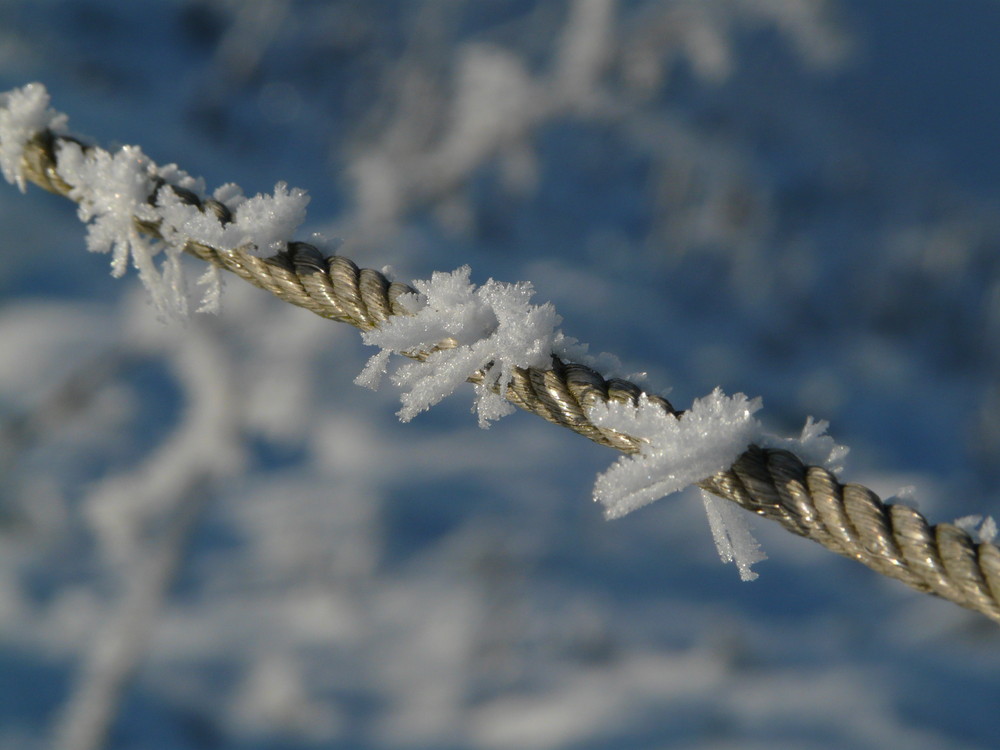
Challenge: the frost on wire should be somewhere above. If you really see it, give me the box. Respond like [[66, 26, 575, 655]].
[[355, 265, 565, 428], [1, 82, 851, 580], [0, 82, 68, 192], [589, 389, 846, 580], [0, 83, 309, 318]]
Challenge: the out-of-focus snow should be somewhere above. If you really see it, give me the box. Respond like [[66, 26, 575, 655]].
[[954, 514, 998, 544]]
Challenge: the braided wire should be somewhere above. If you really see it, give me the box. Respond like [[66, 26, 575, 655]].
[[17, 130, 1000, 625]]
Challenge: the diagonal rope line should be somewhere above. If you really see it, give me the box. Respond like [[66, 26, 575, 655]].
[[15, 128, 1000, 626]]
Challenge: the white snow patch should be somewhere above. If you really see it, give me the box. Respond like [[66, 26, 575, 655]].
[[954, 514, 998, 544], [0, 82, 68, 192], [356, 265, 563, 427]]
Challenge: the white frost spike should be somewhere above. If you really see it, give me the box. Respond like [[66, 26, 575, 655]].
[[356, 266, 562, 427], [0, 82, 68, 192], [762, 415, 848, 473], [590, 388, 762, 519], [701, 490, 767, 581], [196, 265, 223, 314]]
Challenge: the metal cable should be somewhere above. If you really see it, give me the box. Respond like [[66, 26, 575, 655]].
[[17, 129, 1000, 625]]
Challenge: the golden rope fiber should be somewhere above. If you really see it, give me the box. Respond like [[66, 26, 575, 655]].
[[15, 128, 1000, 626]]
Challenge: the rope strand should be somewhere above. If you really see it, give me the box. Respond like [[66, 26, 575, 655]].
[[16, 129, 1000, 625]]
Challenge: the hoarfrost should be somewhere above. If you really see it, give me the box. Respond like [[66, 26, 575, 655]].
[[589, 388, 762, 520], [0, 82, 67, 191], [700, 490, 767, 581], [1, 83, 310, 316], [356, 266, 563, 427], [156, 181, 309, 256], [589, 388, 846, 579], [760, 415, 848, 474], [230, 182, 309, 255], [954, 514, 998, 544], [55, 141, 189, 318]]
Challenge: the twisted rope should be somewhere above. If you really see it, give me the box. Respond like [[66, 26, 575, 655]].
[[17, 129, 1000, 625]]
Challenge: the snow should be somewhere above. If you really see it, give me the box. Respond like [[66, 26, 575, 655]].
[[0, 82, 67, 192], [0, 83, 311, 317], [700, 489, 767, 581], [156, 178, 309, 283], [589, 388, 844, 578], [954, 514, 998, 544], [590, 388, 761, 519], [356, 265, 564, 427], [588, 386, 846, 521], [53, 140, 191, 318], [227, 181, 309, 256], [56, 137, 309, 317]]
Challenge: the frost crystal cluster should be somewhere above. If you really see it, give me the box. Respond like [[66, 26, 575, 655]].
[[589, 389, 846, 580], [590, 389, 762, 520], [356, 265, 564, 427], [0, 83, 310, 318], [0, 82, 67, 191]]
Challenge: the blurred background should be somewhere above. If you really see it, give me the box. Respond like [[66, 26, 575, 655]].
[[2, 1, 1000, 748]]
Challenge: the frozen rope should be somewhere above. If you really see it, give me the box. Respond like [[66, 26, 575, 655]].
[[10, 113, 1000, 627]]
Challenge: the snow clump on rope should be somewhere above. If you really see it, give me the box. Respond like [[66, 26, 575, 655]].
[[0, 82, 67, 192], [156, 180, 309, 258], [0, 83, 310, 318], [356, 265, 565, 428], [590, 389, 763, 520], [56, 141, 191, 317], [156, 180, 309, 312], [589, 390, 846, 579]]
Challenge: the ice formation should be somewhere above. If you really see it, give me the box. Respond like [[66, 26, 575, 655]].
[[589, 388, 846, 579], [0, 83, 310, 318], [954, 514, 998, 544], [54, 141, 191, 317], [158, 181, 309, 258], [589, 388, 763, 519], [356, 266, 564, 427], [700, 489, 767, 581], [0, 82, 67, 191]]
